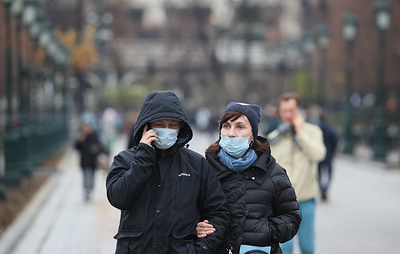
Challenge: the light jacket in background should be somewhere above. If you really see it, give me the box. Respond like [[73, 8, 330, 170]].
[[267, 122, 326, 202]]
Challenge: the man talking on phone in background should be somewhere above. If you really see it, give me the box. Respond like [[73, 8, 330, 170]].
[[267, 92, 326, 254], [106, 90, 229, 254]]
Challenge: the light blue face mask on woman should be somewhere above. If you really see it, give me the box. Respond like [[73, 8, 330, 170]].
[[219, 134, 252, 158], [153, 128, 179, 150]]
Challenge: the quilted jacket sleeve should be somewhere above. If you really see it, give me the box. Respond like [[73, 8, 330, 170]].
[[268, 164, 302, 243]]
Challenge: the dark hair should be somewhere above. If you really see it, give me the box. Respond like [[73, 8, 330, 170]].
[[278, 92, 302, 107], [206, 111, 270, 159]]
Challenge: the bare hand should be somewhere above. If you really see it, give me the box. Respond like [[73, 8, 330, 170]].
[[293, 110, 305, 133], [140, 125, 158, 148], [196, 220, 215, 238]]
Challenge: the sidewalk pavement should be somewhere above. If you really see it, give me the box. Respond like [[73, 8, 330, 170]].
[[352, 144, 400, 169], [315, 153, 400, 254], [0, 136, 123, 254], [0, 130, 399, 254]]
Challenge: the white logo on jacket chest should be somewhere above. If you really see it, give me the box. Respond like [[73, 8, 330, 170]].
[[178, 173, 191, 177]]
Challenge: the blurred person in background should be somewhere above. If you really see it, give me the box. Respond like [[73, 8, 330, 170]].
[[195, 107, 211, 132], [75, 112, 103, 202], [106, 90, 230, 253], [307, 104, 339, 201], [263, 103, 280, 135], [317, 114, 338, 201], [102, 107, 121, 149], [196, 102, 301, 254], [267, 93, 326, 254]]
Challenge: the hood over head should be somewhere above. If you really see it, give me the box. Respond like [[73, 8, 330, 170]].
[[132, 91, 193, 147]]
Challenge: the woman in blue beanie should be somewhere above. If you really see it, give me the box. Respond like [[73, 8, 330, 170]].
[[197, 102, 302, 254]]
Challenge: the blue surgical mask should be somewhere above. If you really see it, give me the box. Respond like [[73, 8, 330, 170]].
[[153, 128, 179, 150], [219, 134, 252, 158]]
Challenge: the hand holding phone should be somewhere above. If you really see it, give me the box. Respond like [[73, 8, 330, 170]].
[[293, 108, 305, 133], [140, 124, 158, 148]]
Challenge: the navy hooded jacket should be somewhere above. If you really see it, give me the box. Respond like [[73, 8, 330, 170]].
[[106, 91, 230, 254]]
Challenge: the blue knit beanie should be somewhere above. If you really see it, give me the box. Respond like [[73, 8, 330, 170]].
[[221, 102, 261, 137]]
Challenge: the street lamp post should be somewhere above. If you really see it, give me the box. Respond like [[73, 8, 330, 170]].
[[11, 0, 29, 176], [20, 0, 38, 173], [342, 12, 358, 154], [11, 0, 35, 176], [301, 31, 315, 99], [3, 0, 23, 186], [316, 24, 330, 107], [0, 0, 14, 199], [302, 31, 315, 61], [26, 8, 44, 167], [373, 0, 391, 160]]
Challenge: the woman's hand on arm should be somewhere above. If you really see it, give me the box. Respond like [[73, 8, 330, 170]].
[[196, 220, 215, 238]]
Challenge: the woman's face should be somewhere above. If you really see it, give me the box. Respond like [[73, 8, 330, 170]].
[[220, 115, 253, 140]]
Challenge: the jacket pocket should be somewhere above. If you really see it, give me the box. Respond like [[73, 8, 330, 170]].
[[115, 231, 144, 254], [170, 231, 197, 254], [243, 218, 270, 246]]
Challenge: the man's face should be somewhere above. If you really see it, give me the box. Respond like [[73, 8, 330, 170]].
[[279, 98, 298, 126], [150, 120, 180, 129]]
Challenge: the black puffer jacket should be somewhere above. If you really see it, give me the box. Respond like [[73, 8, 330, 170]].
[[106, 91, 230, 254], [206, 137, 302, 254]]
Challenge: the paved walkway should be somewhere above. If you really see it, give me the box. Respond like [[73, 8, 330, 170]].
[[0, 131, 399, 254], [0, 139, 121, 254], [315, 154, 400, 254]]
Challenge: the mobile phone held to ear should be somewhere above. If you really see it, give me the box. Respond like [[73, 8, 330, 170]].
[[147, 123, 156, 147]]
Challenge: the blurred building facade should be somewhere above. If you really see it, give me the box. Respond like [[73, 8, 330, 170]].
[[3, 0, 399, 166], [301, 0, 400, 155], [37, 0, 400, 115]]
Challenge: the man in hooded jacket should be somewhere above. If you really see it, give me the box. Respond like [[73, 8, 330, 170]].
[[106, 91, 230, 254]]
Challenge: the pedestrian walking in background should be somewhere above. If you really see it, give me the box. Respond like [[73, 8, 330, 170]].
[[317, 114, 339, 201], [307, 105, 339, 202], [106, 91, 230, 253], [196, 102, 301, 254], [75, 112, 104, 202], [263, 103, 280, 135], [267, 92, 326, 254], [101, 107, 121, 149]]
